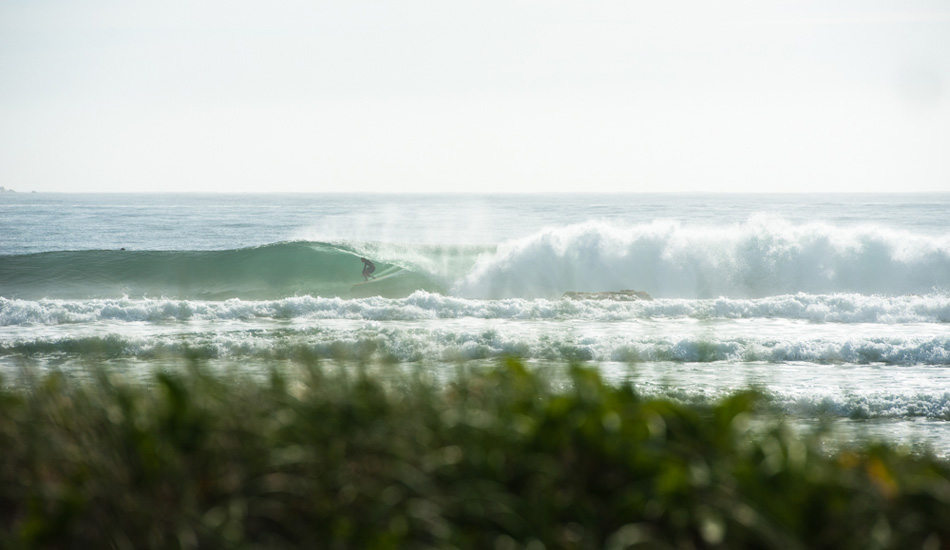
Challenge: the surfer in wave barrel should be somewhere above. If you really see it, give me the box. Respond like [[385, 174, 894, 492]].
[[360, 257, 376, 281]]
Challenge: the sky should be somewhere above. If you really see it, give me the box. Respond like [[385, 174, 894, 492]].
[[1, 0, 949, 193]]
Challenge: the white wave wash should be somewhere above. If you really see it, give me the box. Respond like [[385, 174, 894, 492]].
[[4, 320, 949, 365], [4, 324, 950, 425], [455, 217, 950, 299], [3, 292, 950, 325]]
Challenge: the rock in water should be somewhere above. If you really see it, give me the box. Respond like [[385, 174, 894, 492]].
[[562, 290, 653, 301]]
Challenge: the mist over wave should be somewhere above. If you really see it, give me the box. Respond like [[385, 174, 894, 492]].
[[456, 216, 950, 299]]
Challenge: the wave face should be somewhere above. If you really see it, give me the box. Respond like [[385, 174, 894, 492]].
[[456, 217, 950, 299], [0, 241, 452, 300]]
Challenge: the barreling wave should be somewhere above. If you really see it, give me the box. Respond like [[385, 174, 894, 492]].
[[3, 292, 949, 326], [0, 241, 455, 300], [3, 217, 949, 300]]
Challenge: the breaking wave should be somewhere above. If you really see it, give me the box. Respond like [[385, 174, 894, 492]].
[[455, 217, 950, 299], [2, 217, 949, 301], [0, 241, 452, 300]]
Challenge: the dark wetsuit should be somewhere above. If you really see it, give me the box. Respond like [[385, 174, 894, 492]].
[[361, 258, 376, 281]]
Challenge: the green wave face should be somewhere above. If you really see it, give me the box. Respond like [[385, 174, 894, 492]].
[[0, 241, 473, 300]]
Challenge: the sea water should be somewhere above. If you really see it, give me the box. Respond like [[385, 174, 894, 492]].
[[2, 193, 950, 454]]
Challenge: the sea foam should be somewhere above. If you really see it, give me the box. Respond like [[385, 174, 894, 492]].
[[454, 217, 950, 299], [3, 292, 949, 325], [4, 323, 948, 368]]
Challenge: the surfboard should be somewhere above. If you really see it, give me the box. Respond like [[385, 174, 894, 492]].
[[351, 273, 396, 286]]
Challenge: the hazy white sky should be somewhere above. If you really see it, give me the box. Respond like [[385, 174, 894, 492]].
[[2, 0, 948, 193]]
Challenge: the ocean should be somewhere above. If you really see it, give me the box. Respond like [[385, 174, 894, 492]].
[[2, 193, 950, 454]]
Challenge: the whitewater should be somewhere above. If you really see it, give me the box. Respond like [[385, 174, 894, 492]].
[[2, 193, 950, 454]]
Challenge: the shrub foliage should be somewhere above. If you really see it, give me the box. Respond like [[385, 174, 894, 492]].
[[1, 359, 949, 549]]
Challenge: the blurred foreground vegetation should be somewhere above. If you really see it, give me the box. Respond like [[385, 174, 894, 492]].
[[1, 359, 949, 549]]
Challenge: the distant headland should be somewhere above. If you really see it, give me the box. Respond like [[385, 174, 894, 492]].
[[0, 186, 14, 193]]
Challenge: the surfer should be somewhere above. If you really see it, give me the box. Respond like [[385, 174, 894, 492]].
[[360, 257, 376, 281]]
